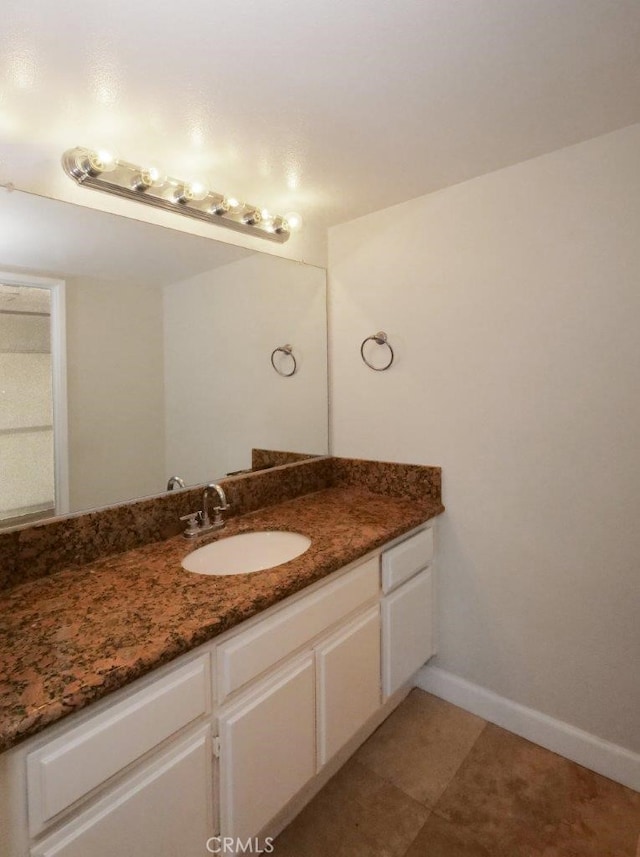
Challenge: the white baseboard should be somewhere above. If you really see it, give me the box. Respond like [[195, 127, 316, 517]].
[[416, 665, 640, 793]]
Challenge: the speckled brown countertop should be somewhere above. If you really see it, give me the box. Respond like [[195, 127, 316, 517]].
[[0, 486, 443, 752]]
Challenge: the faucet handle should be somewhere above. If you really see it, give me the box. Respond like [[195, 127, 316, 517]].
[[180, 512, 202, 537], [212, 499, 230, 528]]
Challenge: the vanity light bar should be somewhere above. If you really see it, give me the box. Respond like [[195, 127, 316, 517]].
[[61, 147, 291, 243]]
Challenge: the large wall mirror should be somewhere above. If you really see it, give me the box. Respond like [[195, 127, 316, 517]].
[[0, 190, 328, 529]]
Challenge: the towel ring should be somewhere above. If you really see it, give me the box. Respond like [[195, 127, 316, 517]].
[[360, 331, 394, 371], [271, 344, 297, 376]]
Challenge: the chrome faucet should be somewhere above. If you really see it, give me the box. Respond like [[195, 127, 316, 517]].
[[202, 483, 230, 530], [166, 475, 185, 491], [180, 482, 230, 538]]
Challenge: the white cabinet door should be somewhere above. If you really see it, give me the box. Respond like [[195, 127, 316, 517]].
[[316, 607, 381, 768], [218, 654, 315, 841], [31, 727, 214, 857], [382, 568, 434, 699]]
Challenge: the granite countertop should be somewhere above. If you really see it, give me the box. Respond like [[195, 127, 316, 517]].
[[0, 486, 443, 753]]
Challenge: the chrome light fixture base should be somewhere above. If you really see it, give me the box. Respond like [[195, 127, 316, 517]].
[[61, 147, 291, 243]]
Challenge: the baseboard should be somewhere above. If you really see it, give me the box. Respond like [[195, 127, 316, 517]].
[[416, 665, 640, 793]]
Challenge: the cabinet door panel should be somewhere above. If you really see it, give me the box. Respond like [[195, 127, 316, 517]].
[[31, 727, 214, 857], [382, 568, 434, 699], [316, 607, 381, 768], [218, 655, 315, 841]]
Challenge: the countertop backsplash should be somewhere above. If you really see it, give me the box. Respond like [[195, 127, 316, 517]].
[[0, 454, 442, 592]]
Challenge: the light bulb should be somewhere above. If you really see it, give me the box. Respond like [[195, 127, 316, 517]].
[[146, 166, 163, 184], [271, 216, 289, 235], [173, 184, 191, 204], [83, 149, 117, 177], [284, 211, 303, 232], [95, 149, 116, 170], [131, 166, 164, 192], [261, 209, 270, 220], [188, 181, 208, 200], [227, 197, 239, 209], [209, 196, 230, 216], [173, 180, 208, 204], [243, 209, 262, 226]]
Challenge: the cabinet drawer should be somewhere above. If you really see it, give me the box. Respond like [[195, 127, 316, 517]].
[[217, 556, 379, 702], [27, 655, 211, 836], [381, 527, 433, 593]]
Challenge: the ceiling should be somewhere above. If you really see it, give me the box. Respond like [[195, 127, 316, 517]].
[[1, 0, 640, 241]]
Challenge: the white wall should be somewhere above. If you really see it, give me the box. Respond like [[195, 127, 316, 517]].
[[329, 124, 640, 754], [66, 276, 166, 511], [163, 254, 328, 485]]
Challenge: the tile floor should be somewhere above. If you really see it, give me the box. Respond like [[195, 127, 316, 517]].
[[274, 689, 640, 856]]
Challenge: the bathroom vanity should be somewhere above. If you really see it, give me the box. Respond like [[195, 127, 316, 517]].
[[0, 458, 443, 856]]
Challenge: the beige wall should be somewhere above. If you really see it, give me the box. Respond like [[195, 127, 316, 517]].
[[328, 124, 640, 754], [163, 254, 328, 485], [66, 276, 166, 511]]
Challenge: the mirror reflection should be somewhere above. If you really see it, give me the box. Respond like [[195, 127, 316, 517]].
[[0, 191, 328, 528]]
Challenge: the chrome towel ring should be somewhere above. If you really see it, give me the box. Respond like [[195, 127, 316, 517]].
[[271, 344, 297, 376], [360, 331, 394, 371]]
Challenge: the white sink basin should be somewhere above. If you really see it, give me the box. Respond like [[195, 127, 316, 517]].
[[182, 531, 311, 576]]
